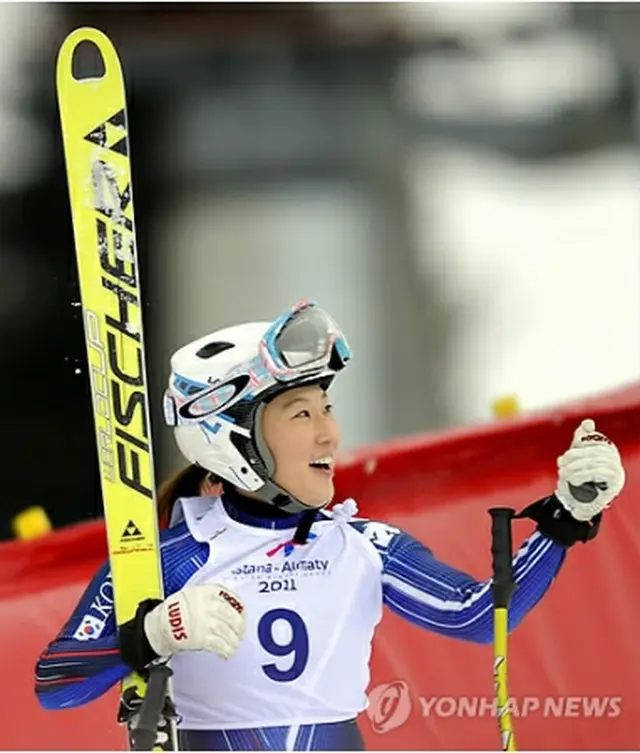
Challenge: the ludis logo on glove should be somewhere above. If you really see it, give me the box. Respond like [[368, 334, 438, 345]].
[[167, 600, 187, 641]]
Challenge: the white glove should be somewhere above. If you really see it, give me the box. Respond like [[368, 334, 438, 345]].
[[144, 584, 245, 660], [555, 418, 625, 522]]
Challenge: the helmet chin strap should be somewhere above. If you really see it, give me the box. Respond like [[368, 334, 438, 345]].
[[252, 403, 328, 516]]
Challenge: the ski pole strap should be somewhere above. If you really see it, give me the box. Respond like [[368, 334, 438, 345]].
[[489, 508, 516, 608], [119, 598, 163, 675], [514, 495, 601, 547], [130, 661, 173, 751]]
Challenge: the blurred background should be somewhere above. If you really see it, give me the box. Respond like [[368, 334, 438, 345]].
[[0, 2, 638, 540]]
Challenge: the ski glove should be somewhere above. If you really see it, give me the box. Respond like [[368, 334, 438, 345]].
[[555, 418, 625, 522], [144, 584, 246, 661], [516, 418, 624, 548]]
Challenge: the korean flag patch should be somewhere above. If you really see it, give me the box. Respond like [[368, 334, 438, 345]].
[[73, 613, 106, 641]]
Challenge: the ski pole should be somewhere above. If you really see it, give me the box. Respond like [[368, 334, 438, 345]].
[[489, 507, 517, 751], [129, 661, 174, 751]]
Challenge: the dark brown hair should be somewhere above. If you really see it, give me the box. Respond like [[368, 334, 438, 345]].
[[157, 464, 219, 528]]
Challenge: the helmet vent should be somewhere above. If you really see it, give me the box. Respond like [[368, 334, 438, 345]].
[[196, 341, 234, 359]]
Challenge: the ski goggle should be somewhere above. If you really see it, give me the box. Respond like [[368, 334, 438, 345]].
[[163, 301, 352, 426], [258, 300, 352, 383]]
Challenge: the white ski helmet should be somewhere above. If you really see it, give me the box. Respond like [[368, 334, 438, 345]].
[[162, 300, 352, 513]]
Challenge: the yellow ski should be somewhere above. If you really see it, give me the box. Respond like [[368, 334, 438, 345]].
[[56, 28, 176, 751]]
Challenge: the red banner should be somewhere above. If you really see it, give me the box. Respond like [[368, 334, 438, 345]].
[[3, 384, 639, 750]]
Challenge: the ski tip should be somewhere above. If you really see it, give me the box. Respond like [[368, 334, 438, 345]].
[[56, 26, 123, 92]]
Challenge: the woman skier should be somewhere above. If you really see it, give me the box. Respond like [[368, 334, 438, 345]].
[[35, 299, 626, 750]]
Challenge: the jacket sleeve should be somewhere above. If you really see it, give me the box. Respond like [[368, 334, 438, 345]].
[[34, 560, 130, 709], [34, 522, 206, 710], [355, 520, 566, 643]]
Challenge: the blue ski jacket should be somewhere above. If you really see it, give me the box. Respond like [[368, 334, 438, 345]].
[[35, 496, 565, 722]]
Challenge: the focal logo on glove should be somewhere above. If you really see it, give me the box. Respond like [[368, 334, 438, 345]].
[[581, 433, 612, 445], [167, 600, 187, 641], [366, 680, 412, 734], [219, 589, 243, 615]]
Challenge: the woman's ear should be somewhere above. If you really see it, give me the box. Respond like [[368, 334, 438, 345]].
[[200, 474, 223, 497]]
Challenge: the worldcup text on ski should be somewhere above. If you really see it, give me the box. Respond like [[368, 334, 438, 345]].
[[417, 696, 622, 718]]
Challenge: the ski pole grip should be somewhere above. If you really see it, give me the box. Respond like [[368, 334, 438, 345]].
[[130, 662, 172, 751], [489, 507, 516, 608]]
